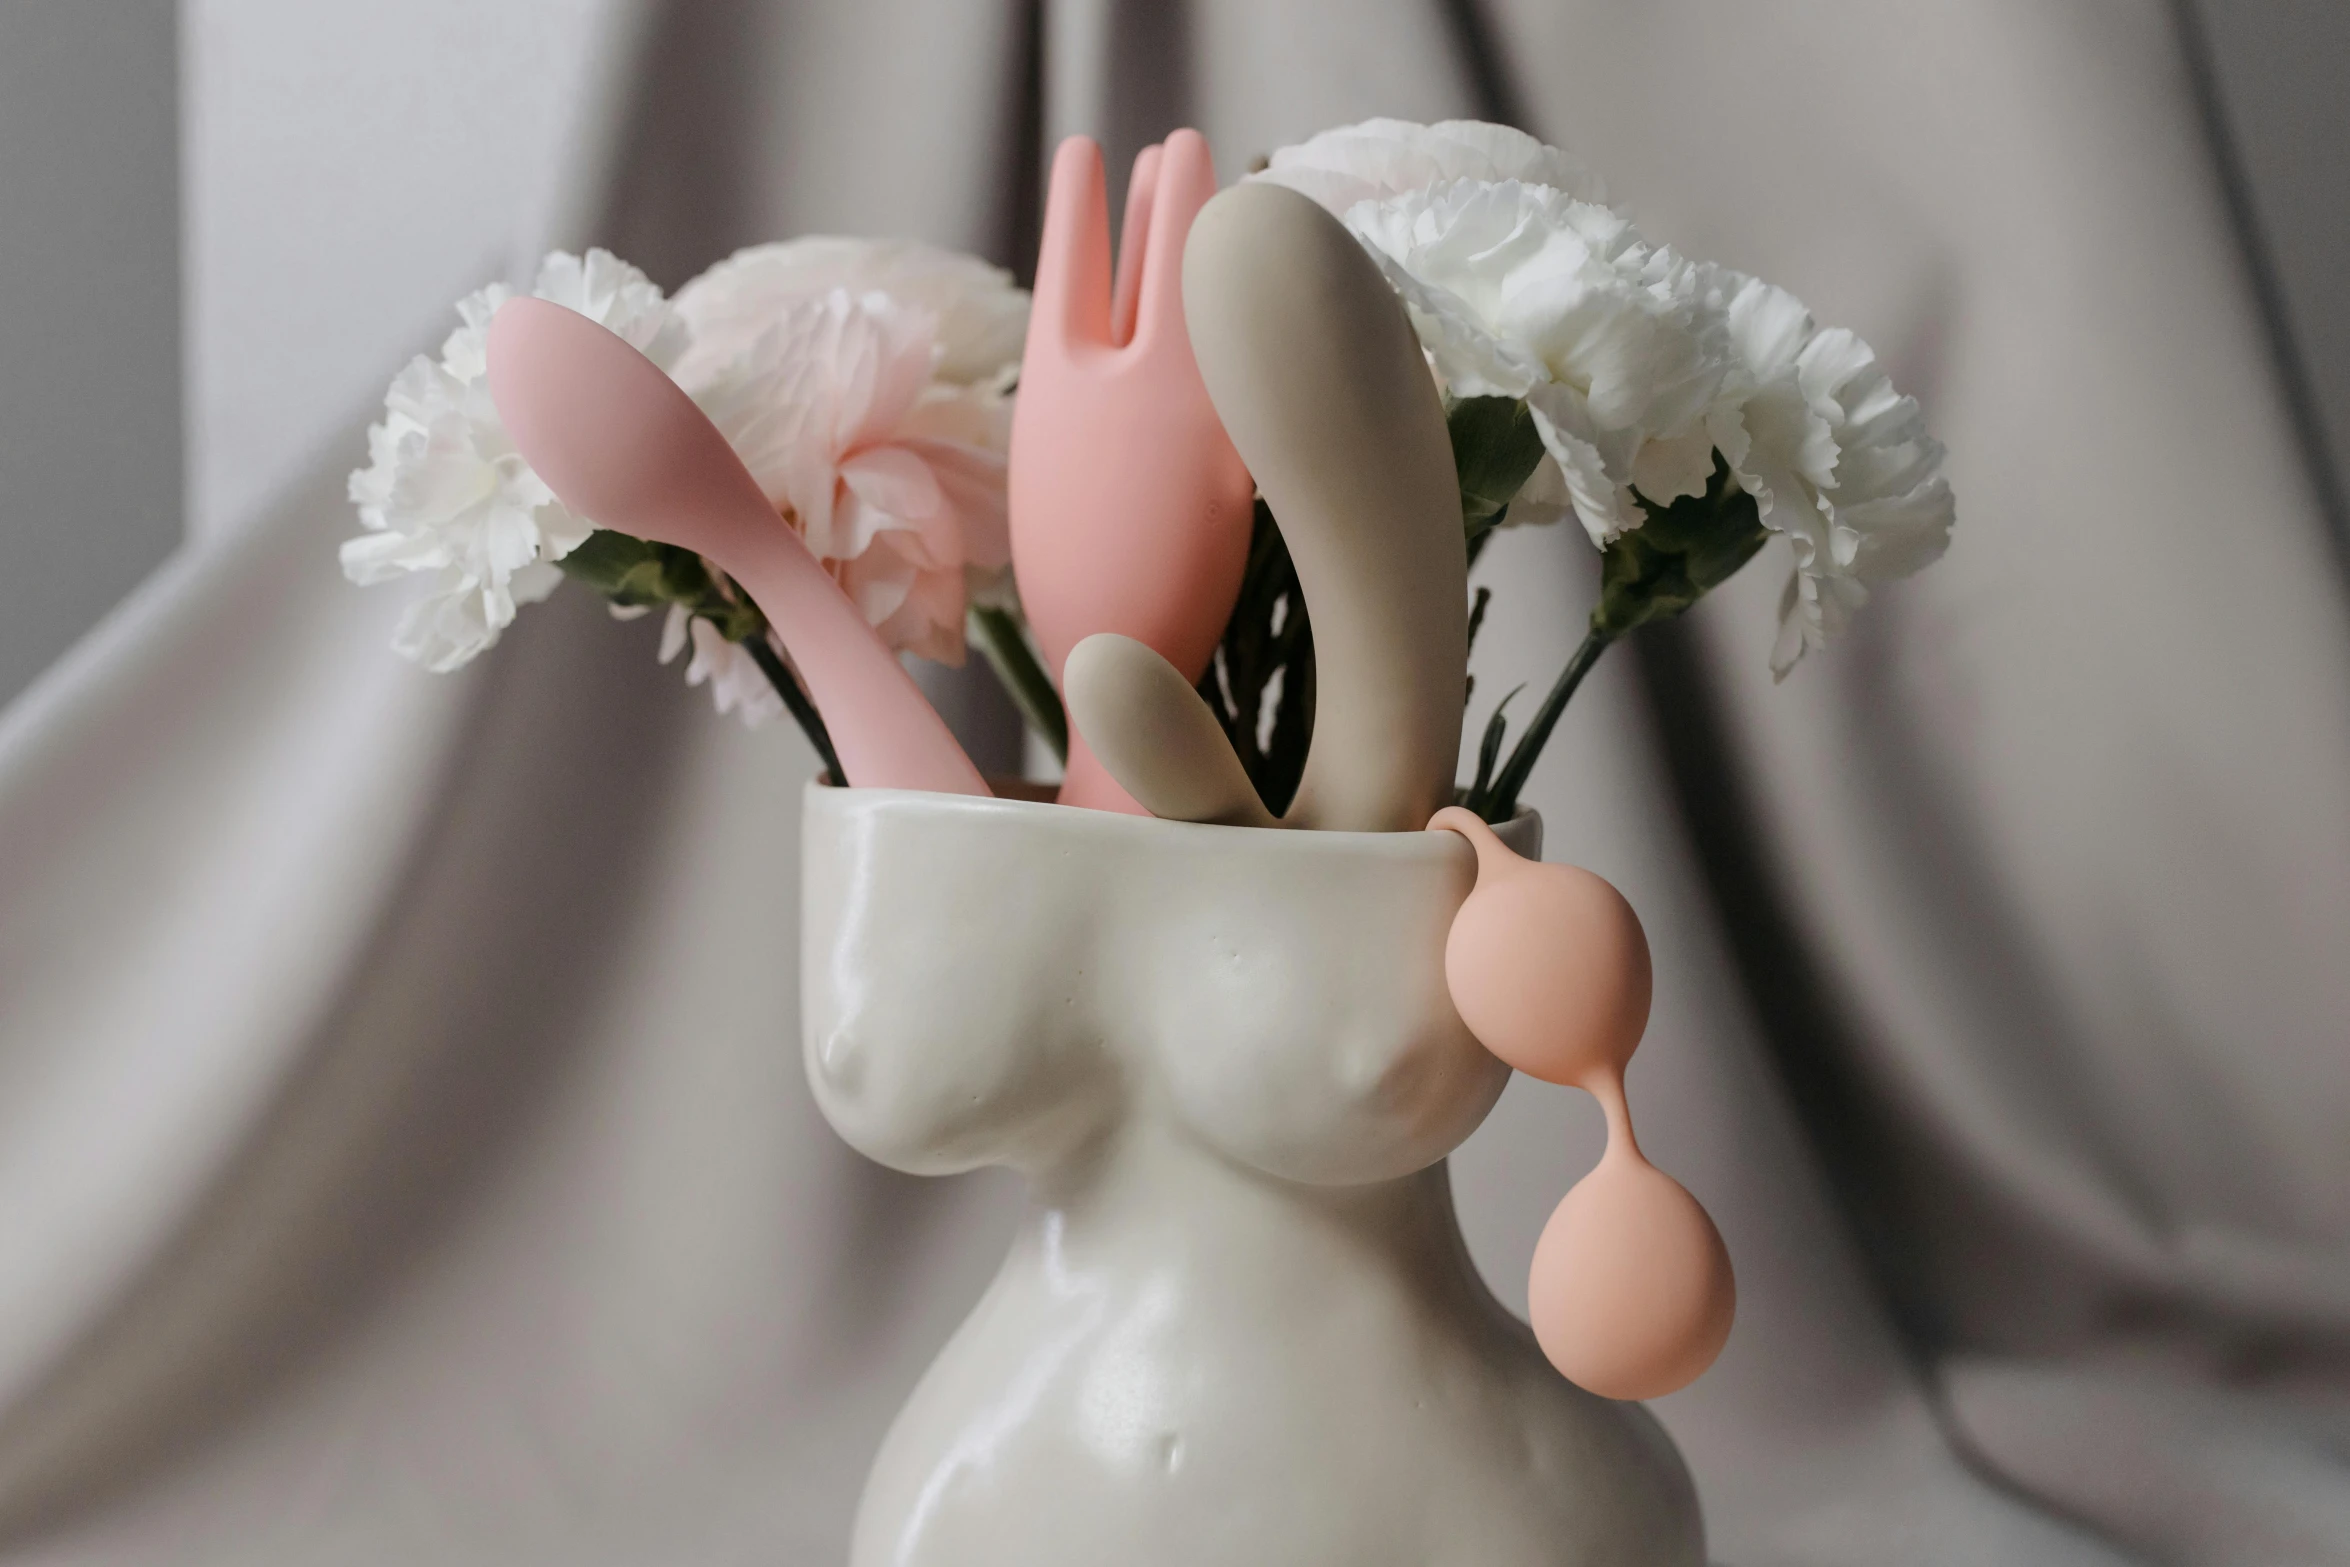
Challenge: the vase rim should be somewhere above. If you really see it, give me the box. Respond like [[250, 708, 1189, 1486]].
[[803, 780, 1541, 858]]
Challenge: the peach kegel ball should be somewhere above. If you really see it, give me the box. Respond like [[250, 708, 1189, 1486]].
[[1430, 807, 1735, 1402]]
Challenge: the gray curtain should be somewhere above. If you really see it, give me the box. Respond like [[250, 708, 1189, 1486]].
[[0, 3, 2343, 1563]]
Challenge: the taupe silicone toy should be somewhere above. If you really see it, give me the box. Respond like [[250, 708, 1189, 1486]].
[[1182, 182, 1467, 832], [1062, 631, 1276, 828], [803, 786, 1706, 1566]]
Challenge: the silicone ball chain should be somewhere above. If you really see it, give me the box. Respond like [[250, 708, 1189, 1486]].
[[1430, 807, 1736, 1402]]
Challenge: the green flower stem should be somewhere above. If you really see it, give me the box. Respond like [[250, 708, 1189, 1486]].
[[969, 604, 1068, 765], [1475, 624, 1614, 822], [742, 635, 847, 787]]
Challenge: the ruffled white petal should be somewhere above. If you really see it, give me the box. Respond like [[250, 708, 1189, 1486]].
[[1344, 178, 1731, 544], [342, 248, 682, 672], [1255, 116, 1604, 212], [1704, 272, 1953, 674]]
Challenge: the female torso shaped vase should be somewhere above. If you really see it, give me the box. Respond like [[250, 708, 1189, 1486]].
[[801, 785, 1706, 1565]]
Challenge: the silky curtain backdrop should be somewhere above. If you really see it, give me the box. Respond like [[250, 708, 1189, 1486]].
[[0, 3, 2345, 1564]]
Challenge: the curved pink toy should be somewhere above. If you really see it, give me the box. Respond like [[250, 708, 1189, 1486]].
[[1010, 131, 1256, 814], [486, 296, 988, 797], [1431, 807, 1735, 1402]]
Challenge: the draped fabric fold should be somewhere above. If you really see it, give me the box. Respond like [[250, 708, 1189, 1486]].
[[0, 2, 2342, 1562]]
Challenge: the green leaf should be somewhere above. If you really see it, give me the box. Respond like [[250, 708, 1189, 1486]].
[[739, 634, 845, 787], [1463, 583, 1492, 705], [1591, 455, 1768, 640], [557, 529, 669, 605], [558, 528, 767, 640], [1467, 682, 1524, 810], [1197, 497, 1312, 818], [561, 529, 846, 779], [969, 603, 1068, 764], [1477, 628, 1612, 823], [1448, 395, 1549, 554]]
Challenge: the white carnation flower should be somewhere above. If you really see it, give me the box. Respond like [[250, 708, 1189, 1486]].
[[672, 236, 1028, 391], [1262, 116, 1954, 685], [658, 604, 786, 727], [1256, 119, 1626, 538], [1704, 270, 1954, 675], [687, 285, 1013, 666], [1256, 116, 1603, 212], [1346, 180, 1732, 545], [342, 248, 685, 671]]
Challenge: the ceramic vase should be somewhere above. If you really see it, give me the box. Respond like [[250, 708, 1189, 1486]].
[[801, 784, 1706, 1566]]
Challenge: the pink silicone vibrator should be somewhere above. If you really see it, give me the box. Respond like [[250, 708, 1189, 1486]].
[[1009, 130, 1256, 813], [486, 296, 989, 798]]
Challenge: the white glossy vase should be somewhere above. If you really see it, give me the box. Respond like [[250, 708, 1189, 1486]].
[[801, 785, 1706, 1566]]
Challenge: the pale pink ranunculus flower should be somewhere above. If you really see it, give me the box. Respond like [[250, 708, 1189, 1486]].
[[677, 242, 1025, 668], [673, 236, 1028, 391]]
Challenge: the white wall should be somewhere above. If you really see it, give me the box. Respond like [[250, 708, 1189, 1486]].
[[0, 1, 2342, 709], [0, 6, 182, 707], [179, 0, 633, 540], [2193, 0, 2350, 534]]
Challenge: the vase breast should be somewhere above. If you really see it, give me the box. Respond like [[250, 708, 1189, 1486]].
[[800, 785, 1704, 1566]]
